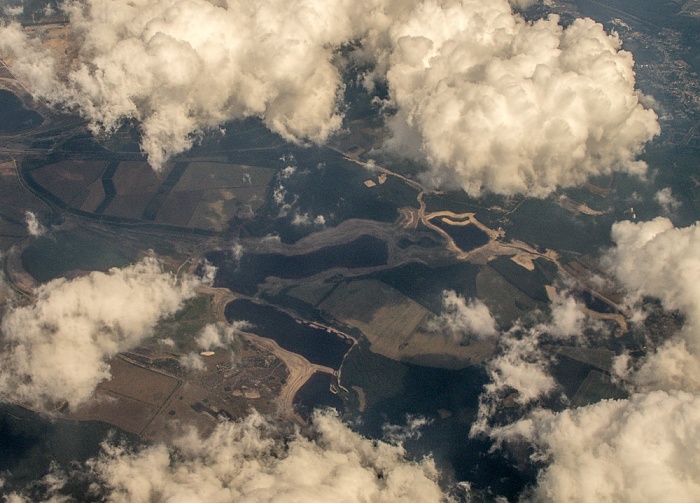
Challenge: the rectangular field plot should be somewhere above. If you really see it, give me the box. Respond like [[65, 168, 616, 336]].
[[113, 161, 169, 195], [99, 357, 179, 407], [153, 162, 274, 230], [69, 356, 179, 435], [78, 180, 106, 213], [320, 280, 495, 367], [154, 191, 200, 227], [30, 160, 107, 206], [104, 193, 156, 219], [70, 388, 159, 435], [173, 162, 275, 192]]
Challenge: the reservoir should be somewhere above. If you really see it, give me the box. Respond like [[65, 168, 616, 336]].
[[430, 218, 489, 252], [225, 299, 351, 369], [209, 234, 388, 295], [293, 372, 345, 420]]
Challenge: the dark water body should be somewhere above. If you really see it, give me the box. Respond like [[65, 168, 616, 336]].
[[340, 346, 531, 500], [430, 218, 489, 252], [21, 231, 133, 282], [0, 403, 137, 498], [0, 90, 43, 133], [209, 235, 388, 295], [225, 299, 351, 368], [293, 372, 345, 420]]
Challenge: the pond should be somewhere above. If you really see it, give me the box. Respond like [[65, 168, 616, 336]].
[[430, 217, 490, 252]]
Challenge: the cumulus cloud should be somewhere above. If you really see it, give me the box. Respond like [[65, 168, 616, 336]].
[[470, 286, 605, 434], [655, 187, 681, 214], [2, 0, 657, 195], [24, 210, 46, 237], [195, 321, 250, 350], [605, 217, 700, 391], [471, 325, 558, 436], [8, 410, 446, 502], [428, 290, 498, 342], [0, 257, 201, 410], [434, 289, 589, 429], [366, 2, 659, 196], [3, 5, 23, 17], [291, 211, 326, 227], [509, 0, 538, 9], [273, 182, 296, 218], [178, 351, 206, 371], [548, 290, 588, 340], [382, 415, 432, 444], [487, 331, 556, 406], [482, 219, 700, 501], [281, 165, 297, 179], [492, 391, 700, 503], [231, 243, 244, 265], [0, 23, 64, 98], [1, 0, 353, 169]]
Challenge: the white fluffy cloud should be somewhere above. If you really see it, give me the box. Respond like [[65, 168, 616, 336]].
[[548, 290, 588, 340], [24, 210, 46, 237], [428, 290, 498, 341], [487, 332, 556, 406], [195, 321, 250, 350], [9, 410, 446, 502], [606, 217, 700, 391], [472, 288, 591, 430], [0, 23, 64, 99], [365, 2, 659, 196], [3, 5, 23, 17], [1, 0, 353, 169], [655, 187, 681, 214], [471, 327, 557, 436], [1, 0, 658, 194], [0, 257, 200, 410], [493, 391, 700, 503], [178, 351, 206, 371], [487, 219, 700, 501]]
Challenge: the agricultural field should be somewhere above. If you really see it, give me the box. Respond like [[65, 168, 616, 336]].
[[102, 161, 168, 219], [320, 279, 495, 368], [30, 159, 107, 208], [157, 162, 274, 230], [476, 266, 542, 326], [174, 162, 274, 191], [69, 356, 178, 436], [286, 281, 338, 307], [68, 291, 288, 443]]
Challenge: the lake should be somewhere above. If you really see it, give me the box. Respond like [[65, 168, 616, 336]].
[[430, 218, 490, 252], [209, 235, 388, 295], [293, 372, 345, 420], [225, 299, 351, 369]]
